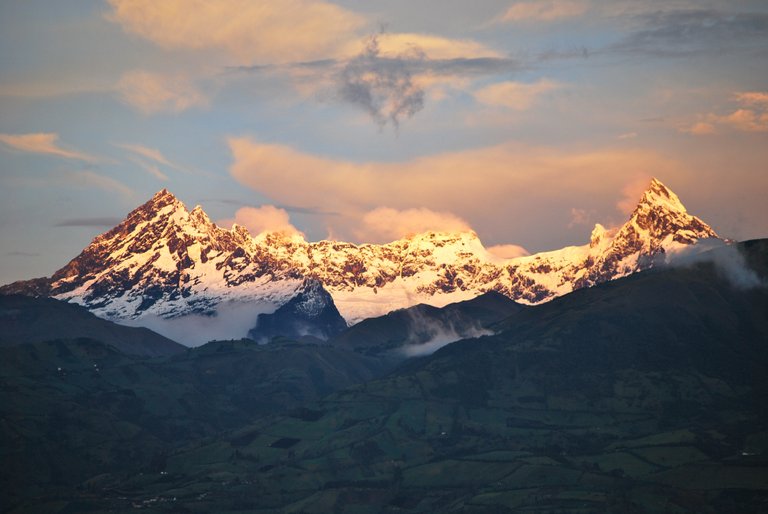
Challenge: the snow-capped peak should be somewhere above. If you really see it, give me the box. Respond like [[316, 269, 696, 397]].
[[636, 178, 688, 215], [2, 180, 722, 326]]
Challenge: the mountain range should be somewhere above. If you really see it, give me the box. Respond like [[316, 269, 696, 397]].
[[3, 238, 764, 513], [0, 178, 719, 344]]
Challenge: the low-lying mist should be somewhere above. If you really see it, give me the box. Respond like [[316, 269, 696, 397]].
[[665, 239, 765, 290], [397, 307, 492, 358], [120, 300, 277, 346]]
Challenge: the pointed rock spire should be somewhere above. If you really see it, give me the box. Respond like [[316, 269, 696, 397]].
[[634, 178, 688, 215]]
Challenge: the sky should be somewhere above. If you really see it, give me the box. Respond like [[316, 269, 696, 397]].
[[1, 0, 767, 284]]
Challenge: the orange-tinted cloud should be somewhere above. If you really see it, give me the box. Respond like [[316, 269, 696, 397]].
[[734, 91, 768, 106], [496, 0, 588, 23], [616, 176, 652, 215], [486, 244, 530, 259], [107, 0, 366, 64], [342, 32, 501, 60], [0, 133, 100, 162], [228, 137, 685, 243], [474, 79, 560, 110], [358, 207, 471, 243], [117, 70, 207, 114], [219, 205, 302, 237], [683, 91, 768, 135]]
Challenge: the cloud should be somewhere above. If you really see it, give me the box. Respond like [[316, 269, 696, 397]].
[[219, 205, 302, 236], [116, 143, 175, 168], [122, 300, 276, 346], [117, 70, 207, 114], [337, 34, 426, 128], [343, 32, 502, 61], [616, 175, 652, 215], [474, 79, 560, 110], [107, 0, 365, 64], [683, 91, 768, 135], [128, 157, 168, 180], [614, 9, 768, 57], [716, 109, 768, 133], [735, 91, 768, 107], [0, 133, 100, 163], [667, 241, 765, 290], [617, 132, 638, 140], [486, 244, 530, 259], [496, 0, 588, 23], [54, 217, 124, 228], [682, 121, 717, 135], [357, 207, 471, 243], [568, 207, 593, 228], [228, 137, 685, 244], [116, 142, 193, 179], [66, 170, 133, 197]]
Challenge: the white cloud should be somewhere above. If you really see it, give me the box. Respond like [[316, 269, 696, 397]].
[[474, 79, 560, 110], [357, 207, 471, 243], [0, 133, 100, 162], [117, 70, 207, 114]]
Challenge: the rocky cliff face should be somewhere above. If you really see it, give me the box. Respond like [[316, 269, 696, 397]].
[[1, 179, 719, 324], [248, 279, 348, 343]]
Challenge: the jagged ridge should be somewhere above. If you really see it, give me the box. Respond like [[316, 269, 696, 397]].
[[0, 179, 719, 324]]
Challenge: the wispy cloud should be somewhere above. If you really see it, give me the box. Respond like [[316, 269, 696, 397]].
[[117, 70, 207, 114], [474, 79, 560, 110], [128, 157, 168, 180], [0, 133, 101, 163], [568, 207, 593, 227], [495, 0, 589, 23], [116, 143, 175, 167], [116, 142, 193, 179], [227, 28, 518, 127], [338, 34, 425, 128], [66, 170, 133, 197], [613, 9, 768, 57], [54, 217, 124, 228]]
